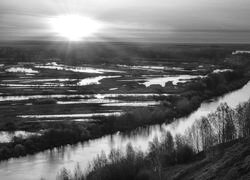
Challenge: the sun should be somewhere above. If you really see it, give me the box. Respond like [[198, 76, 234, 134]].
[[49, 15, 102, 41]]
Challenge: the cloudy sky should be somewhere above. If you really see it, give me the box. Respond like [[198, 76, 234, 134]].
[[1, 0, 250, 42]]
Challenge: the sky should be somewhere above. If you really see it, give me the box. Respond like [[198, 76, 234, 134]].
[[1, 0, 250, 43]]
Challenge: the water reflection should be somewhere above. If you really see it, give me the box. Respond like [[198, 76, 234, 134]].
[[142, 75, 203, 87], [56, 99, 120, 104], [119, 75, 204, 87], [0, 95, 93, 102], [18, 112, 123, 119], [5, 67, 39, 74], [0, 76, 120, 88], [0, 82, 249, 180], [101, 101, 160, 107], [77, 76, 120, 86], [117, 64, 186, 72], [212, 69, 233, 73], [35, 63, 125, 74], [0, 93, 169, 102]]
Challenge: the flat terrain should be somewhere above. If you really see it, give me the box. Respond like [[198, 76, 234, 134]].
[[0, 60, 217, 133], [0, 43, 250, 159]]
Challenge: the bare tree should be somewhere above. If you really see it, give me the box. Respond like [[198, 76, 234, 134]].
[[148, 137, 162, 180], [198, 117, 214, 151], [243, 103, 250, 137], [187, 123, 201, 152]]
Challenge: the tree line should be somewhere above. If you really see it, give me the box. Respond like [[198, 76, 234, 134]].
[[56, 98, 250, 180]]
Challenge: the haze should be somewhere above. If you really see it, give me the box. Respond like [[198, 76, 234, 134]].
[[1, 0, 250, 43]]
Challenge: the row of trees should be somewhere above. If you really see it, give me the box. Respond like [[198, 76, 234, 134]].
[[56, 98, 250, 180], [187, 102, 250, 152], [0, 44, 239, 65], [0, 124, 90, 160]]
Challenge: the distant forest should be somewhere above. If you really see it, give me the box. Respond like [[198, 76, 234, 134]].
[[1, 42, 250, 65]]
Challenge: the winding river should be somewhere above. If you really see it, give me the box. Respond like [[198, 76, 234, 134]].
[[0, 81, 250, 180]]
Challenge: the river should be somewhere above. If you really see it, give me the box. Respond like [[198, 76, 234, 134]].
[[0, 81, 250, 180]]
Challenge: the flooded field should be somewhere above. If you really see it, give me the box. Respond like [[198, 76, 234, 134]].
[[0, 61, 221, 134], [0, 75, 249, 180], [0, 37, 250, 180], [0, 58, 242, 180]]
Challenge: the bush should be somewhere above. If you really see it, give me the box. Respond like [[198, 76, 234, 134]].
[[14, 144, 26, 156], [24, 139, 36, 151], [176, 97, 191, 114], [0, 146, 11, 159]]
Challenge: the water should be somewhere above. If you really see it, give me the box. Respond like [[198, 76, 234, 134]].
[[5, 67, 39, 74], [0, 95, 93, 102], [101, 101, 160, 107], [119, 75, 204, 87], [117, 64, 186, 72], [232, 50, 250, 55], [142, 75, 203, 87], [212, 69, 233, 73], [77, 76, 120, 86], [0, 93, 169, 102], [0, 76, 120, 88], [18, 112, 123, 119], [0, 82, 249, 180], [2, 78, 75, 83], [57, 99, 159, 106], [35, 63, 124, 74], [56, 99, 121, 105]]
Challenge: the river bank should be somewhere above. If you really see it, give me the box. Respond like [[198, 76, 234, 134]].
[[0, 74, 250, 180], [0, 70, 248, 161], [57, 87, 250, 180]]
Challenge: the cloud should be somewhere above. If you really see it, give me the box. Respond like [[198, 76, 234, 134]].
[[0, 0, 250, 42]]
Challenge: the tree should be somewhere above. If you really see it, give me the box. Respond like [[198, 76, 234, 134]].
[[175, 134, 194, 163], [161, 132, 175, 165], [198, 117, 214, 151], [187, 123, 201, 152], [148, 137, 162, 180], [214, 103, 236, 143], [243, 103, 250, 137]]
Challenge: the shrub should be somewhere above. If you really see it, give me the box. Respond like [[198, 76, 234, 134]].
[[176, 97, 191, 114], [14, 144, 26, 156], [0, 146, 11, 159]]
